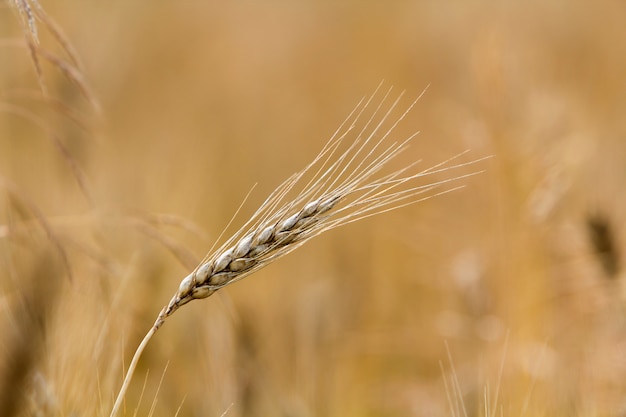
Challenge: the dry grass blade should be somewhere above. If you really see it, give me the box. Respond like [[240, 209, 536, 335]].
[[109, 86, 487, 417]]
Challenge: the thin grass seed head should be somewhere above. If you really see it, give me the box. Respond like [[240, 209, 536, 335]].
[[164, 87, 485, 318]]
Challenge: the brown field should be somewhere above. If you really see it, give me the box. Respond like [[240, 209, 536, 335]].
[[2, 1, 626, 416]]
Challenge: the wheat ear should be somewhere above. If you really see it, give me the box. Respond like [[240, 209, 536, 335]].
[[109, 86, 486, 417]]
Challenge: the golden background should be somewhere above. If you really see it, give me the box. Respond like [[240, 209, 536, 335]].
[[1, 1, 626, 416]]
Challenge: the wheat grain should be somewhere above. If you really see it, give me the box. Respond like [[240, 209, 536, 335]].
[[109, 85, 487, 417]]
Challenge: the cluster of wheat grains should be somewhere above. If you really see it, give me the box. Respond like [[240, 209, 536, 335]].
[[108, 86, 485, 416]]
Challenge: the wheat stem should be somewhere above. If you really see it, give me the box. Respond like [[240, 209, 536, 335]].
[[109, 309, 166, 417]]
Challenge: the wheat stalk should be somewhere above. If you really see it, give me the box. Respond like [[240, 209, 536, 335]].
[[109, 86, 486, 417]]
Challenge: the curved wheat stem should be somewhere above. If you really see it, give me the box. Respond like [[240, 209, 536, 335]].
[[109, 86, 487, 417]]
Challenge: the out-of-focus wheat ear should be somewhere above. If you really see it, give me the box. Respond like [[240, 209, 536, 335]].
[[13, 0, 40, 44], [11, 0, 84, 71], [10, 1, 99, 111], [11, 0, 47, 94]]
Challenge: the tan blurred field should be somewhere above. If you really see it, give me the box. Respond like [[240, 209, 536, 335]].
[[2, 1, 626, 416]]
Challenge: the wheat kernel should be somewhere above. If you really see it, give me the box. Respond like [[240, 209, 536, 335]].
[[213, 248, 234, 272], [229, 258, 255, 272]]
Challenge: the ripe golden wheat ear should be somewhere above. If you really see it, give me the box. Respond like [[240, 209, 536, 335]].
[[110, 86, 488, 417]]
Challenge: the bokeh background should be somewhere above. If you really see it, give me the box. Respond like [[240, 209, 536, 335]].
[[2, 1, 626, 416]]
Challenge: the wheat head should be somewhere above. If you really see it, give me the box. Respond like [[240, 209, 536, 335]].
[[110, 85, 485, 417], [165, 86, 482, 319]]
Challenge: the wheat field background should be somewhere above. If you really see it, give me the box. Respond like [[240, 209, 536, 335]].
[[1, 1, 626, 416]]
